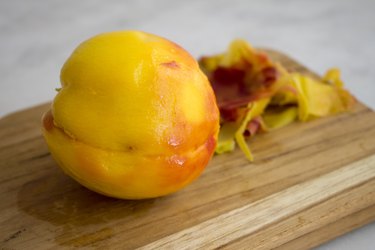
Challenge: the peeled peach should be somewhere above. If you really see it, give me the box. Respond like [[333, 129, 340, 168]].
[[42, 31, 219, 199]]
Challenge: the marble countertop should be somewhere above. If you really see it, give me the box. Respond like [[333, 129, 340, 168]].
[[1, 0, 374, 249]]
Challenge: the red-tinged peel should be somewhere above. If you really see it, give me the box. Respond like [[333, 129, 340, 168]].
[[200, 39, 355, 161], [244, 116, 263, 138]]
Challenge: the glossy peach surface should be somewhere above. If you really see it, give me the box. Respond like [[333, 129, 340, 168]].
[[42, 31, 219, 199]]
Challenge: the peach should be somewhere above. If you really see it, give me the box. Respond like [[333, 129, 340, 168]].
[[42, 31, 219, 199]]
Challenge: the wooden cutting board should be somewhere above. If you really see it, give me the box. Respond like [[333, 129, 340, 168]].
[[1, 50, 375, 250]]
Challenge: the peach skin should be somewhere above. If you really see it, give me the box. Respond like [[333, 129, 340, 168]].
[[42, 31, 219, 199]]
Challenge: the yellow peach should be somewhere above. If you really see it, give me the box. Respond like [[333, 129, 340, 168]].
[[42, 31, 219, 199]]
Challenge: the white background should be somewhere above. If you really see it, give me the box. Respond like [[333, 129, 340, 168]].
[[1, 0, 374, 249]]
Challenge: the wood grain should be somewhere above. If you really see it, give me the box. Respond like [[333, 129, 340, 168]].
[[139, 156, 375, 250], [1, 50, 375, 250]]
